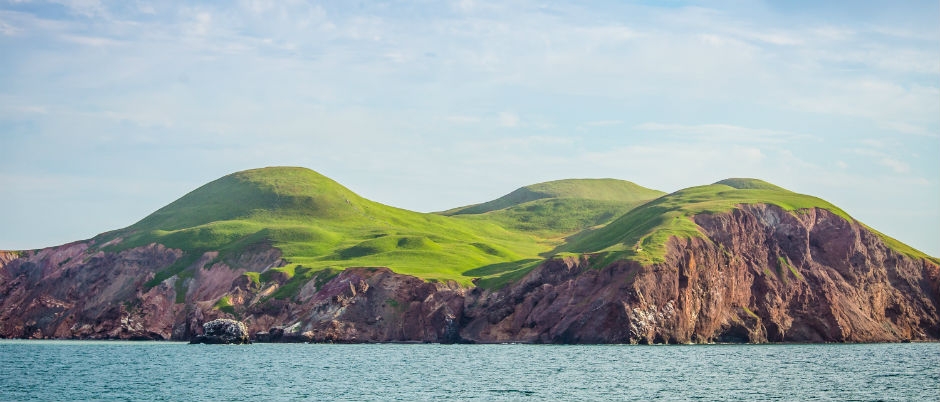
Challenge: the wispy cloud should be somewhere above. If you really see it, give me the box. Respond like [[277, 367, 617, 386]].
[[634, 123, 816, 143], [498, 112, 519, 128], [0, 0, 937, 255], [585, 120, 623, 127]]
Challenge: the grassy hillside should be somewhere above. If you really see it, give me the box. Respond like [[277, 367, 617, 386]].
[[442, 179, 664, 215], [93, 170, 936, 293], [563, 179, 854, 265], [443, 179, 665, 238], [101, 167, 548, 288], [562, 177, 939, 267]]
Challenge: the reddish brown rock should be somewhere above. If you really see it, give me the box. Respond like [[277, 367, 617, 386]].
[[458, 205, 939, 343], [1, 205, 937, 343]]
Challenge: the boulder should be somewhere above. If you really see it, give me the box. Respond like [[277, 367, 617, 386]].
[[190, 319, 250, 344]]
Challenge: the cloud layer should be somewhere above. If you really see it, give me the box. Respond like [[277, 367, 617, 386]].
[[1, 0, 937, 256]]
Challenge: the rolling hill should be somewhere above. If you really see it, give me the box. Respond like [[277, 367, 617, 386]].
[[99, 167, 550, 288], [1, 167, 937, 344], [441, 179, 665, 239]]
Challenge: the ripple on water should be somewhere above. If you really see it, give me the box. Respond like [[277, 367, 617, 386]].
[[0, 341, 937, 401]]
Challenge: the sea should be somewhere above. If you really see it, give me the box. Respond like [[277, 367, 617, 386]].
[[0, 341, 936, 401]]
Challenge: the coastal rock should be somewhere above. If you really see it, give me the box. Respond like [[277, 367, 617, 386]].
[[190, 319, 250, 344], [458, 205, 939, 344], [1, 205, 937, 344]]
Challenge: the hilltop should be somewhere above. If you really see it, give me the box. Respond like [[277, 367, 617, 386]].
[[564, 178, 937, 266], [101, 167, 549, 289], [441, 179, 665, 240], [442, 178, 664, 215]]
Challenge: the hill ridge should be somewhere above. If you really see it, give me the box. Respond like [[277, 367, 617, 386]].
[[2, 166, 938, 344], [441, 178, 665, 216], [45, 167, 940, 287]]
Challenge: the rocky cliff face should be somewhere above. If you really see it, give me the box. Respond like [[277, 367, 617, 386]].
[[459, 205, 939, 343], [0, 241, 282, 340], [1, 205, 937, 343]]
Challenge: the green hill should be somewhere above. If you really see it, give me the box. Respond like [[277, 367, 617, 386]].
[[101, 167, 548, 290], [713, 178, 787, 191], [442, 178, 664, 215], [562, 178, 927, 266], [441, 179, 665, 237], [93, 170, 936, 293]]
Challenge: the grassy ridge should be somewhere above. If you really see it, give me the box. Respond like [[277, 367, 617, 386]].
[[564, 179, 854, 265], [444, 179, 665, 241], [98, 170, 936, 294], [105, 167, 548, 287], [441, 178, 664, 216]]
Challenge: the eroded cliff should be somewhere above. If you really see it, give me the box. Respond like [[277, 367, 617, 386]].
[[458, 205, 939, 343], [1, 205, 937, 343]]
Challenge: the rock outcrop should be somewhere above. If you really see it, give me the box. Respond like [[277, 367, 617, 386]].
[[1, 205, 937, 343], [0, 241, 282, 340], [190, 319, 250, 344], [457, 205, 938, 343]]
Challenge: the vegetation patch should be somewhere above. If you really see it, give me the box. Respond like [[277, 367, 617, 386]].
[[267, 266, 339, 300], [861, 224, 940, 265], [242, 271, 261, 287], [441, 178, 664, 216], [463, 258, 541, 277], [472, 259, 543, 290], [384, 298, 402, 312], [564, 179, 853, 265], [174, 270, 194, 304], [90, 168, 934, 293], [144, 251, 204, 290], [742, 306, 759, 320], [214, 295, 235, 315], [778, 256, 803, 281]]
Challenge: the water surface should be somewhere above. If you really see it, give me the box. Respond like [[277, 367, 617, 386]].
[[1, 341, 936, 401]]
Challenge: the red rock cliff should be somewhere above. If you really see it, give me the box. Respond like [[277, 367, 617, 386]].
[[458, 205, 939, 343], [1, 204, 937, 343]]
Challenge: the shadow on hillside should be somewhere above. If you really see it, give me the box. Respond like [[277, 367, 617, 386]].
[[463, 259, 541, 277]]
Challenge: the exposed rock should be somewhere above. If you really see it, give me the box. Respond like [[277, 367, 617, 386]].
[[190, 319, 250, 344], [1, 205, 937, 344], [458, 205, 939, 344], [0, 239, 282, 340]]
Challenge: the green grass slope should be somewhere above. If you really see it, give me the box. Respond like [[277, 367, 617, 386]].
[[441, 179, 665, 215], [442, 179, 665, 238], [563, 178, 855, 265], [563, 178, 938, 266], [94, 170, 936, 293], [101, 167, 548, 289]]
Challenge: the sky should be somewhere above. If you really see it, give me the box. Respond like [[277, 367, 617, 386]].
[[0, 0, 938, 256]]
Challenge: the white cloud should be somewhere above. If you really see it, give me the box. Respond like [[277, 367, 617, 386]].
[[879, 158, 910, 174], [188, 11, 212, 36], [61, 34, 123, 47], [788, 80, 940, 128], [585, 120, 623, 127], [498, 112, 519, 128], [634, 123, 815, 143], [575, 25, 640, 43], [849, 145, 915, 175], [444, 115, 481, 124], [49, 0, 107, 18], [878, 121, 936, 137], [809, 26, 855, 41], [0, 19, 19, 35], [0, 0, 936, 256], [20, 105, 47, 114], [729, 28, 804, 46]]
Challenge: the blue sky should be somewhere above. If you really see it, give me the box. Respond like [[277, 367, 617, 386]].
[[1, 0, 938, 256]]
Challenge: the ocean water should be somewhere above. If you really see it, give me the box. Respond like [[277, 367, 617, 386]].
[[0, 341, 936, 401]]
